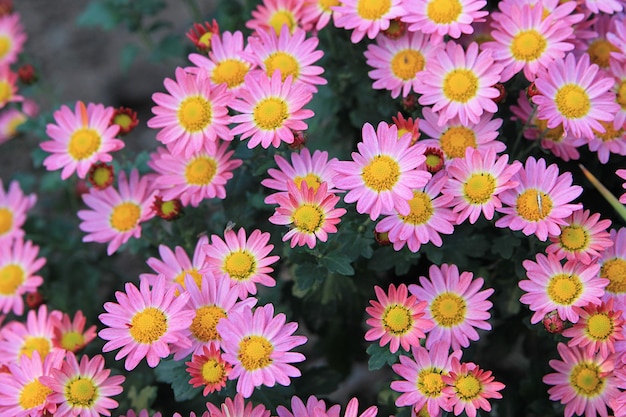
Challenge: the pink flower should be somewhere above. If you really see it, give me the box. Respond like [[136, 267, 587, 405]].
[[599, 227, 626, 306], [185, 345, 232, 395], [0, 178, 36, 245], [0, 237, 45, 316], [0, 13, 27, 66], [332, 0, 405, 43], [51, 310, 97, 353], [246, 0, 304, 35], [401, 0, 488, 41]]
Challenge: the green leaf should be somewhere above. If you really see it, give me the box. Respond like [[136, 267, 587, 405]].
[[321, 253, 354, 276], [292, 263, 326, 297], [154, 357, 201, 401], [366, 343, 400, 370], [120, 43, 140, 73], [77, 2, 117, 30], [126, 385, 158, 411], [491, 234, 521, 259]]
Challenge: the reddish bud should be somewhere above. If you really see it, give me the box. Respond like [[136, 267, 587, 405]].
[[526, 82, 541, 99], [382, 18, 406, 39], [542, 310, 565, 334], [401, 93, 420, 113], [187, 20, 220, 54], [374, 230, 391, 246], [424, 147, 445, 173], [492, 82, 507, 104], [152, 195, 183, 220], [87, 162, 115, 190], [17, 64, 37, 85], [26, 291, 44, 310], [75, 179, 90, 198], [288, 130, 307, 150], [111, 106, 139, 135]]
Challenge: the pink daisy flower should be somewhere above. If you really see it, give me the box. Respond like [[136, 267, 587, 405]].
[[618, 169, 626, 204], [332, 0, 405, 43], [186, 345, 232, 395], [495, 156, 583, 242], [269, 181, 346, 249], [120, 411, 163, 417], [609, 59, 626, 130], [543, 343, 621, 417], [415, 41, 503, 126], [586, 120, 626, 164], [0, 237, 45, 316], [51, 310, 97, 353], [581, 0, 623, 15], [147, 67, 234, 158], [598, 228, 626, 306], [217, 303, 307, 398], [0, 13, 26, 66], [365, 283, 434, 353], [40, 352, 125, 417], [332, 121, 431, 220], [583, 14, 621, 71], [0, 107, 27, 145], [519, 252, 608, 324], [408, 263, 494, 352], [0, 65, 22, 109], [40, 101, 123, 180], [98, 276, 195, 371], [277, 395, 378, 417], [203, 227, 280, 298], [401, 0, 488, 41], [301, 0, 339, 32], [546, 209, 613, 265], [246, 0, 305, 35], [78, 169, 157, 255], [206, 394, 270, 417]]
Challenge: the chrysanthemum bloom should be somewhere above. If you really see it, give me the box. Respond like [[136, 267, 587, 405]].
[[206, 393, 271, 417], [247, 25, 326, 92], [277, 395, 378, 417], [187, 19, 220, 53], [332, 0, 404, 43], [0, 107, 27, 145], [364, 30, 440, 99], [582, 0, 623, 14], [520, 253, 608, 324], [495, 156, 583, 241], [87, 163, 115, 192], [543, 343, 621, 417], [110, 106, 139, 135], [598, 228, 626, 306], [40, 101, 123, 180], [586, 120, 626, 164], [609, 60, 626, 131], [40, 352, 125, 417], [204, 227, 279, 298], [147, 142, 243, 207], [51, 310, 97, 353], [546, 209, 613, 265], [0, 237, 45, 316], [151, 195, 183, 220], [0, 349, 65, 417], [333, 121, 431, 220], [415, 41, 503, 126], [301, 0, 339, 32], [261, 147, 338, 205], [441, 358, 505, 417], [247, 0, 304, 35], [408, 263, 494, 351], [374, 171, 457, 253], [401, 0, 488, 41], [78, 169, 157, 255], [391, 341, 462, 417], [443, 147, 521, 224], [365, 283, 434, 353], [532, 53, 620, 141], [98, 276, 195, 371], [584, 14, 621, 71], [230, 71, 314, 149], [217, 303, 307, 398], [269, 181, 347, 249], [186, 344, 232, 395], [0, 65, 22, 109], [0, 12, 26, 66], [0, 181, 34, 245]]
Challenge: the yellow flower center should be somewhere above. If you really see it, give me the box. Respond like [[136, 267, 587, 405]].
[[129, 307, 168, 344], [617, 80, 626, 110], [238, 335, 273, 371], [19, 337, 51, 361], [593, 120, 624, 142], [0, 36, 11, 59], [400, 191, 434, 225], [202, 358, 227, 384], [417, 368, 446, 397], [391, 50, 425, 81], [570, 363, 605, 397], [190, 305, 227, 342], [113, 113, 133, 130], [586, 313, 613, 341], [320, 0, 340, 12], [185, 156, 218, 186], [427, 0, 462, 24], [439, 126, 477, 159], [555, 84, 591, 119], [66, 377, 97, 407], [431, 292, 466, 327], [455, 374, 482, 400], [223, 250, 257, 281], [0, 263, 24, 295], [177, 96, 212, 132], [535, 118, 565, 142], [0, 80, 12, 103], [265, 52, 300, 82], [510, 29, 547, 62], [361, 155, 400, 192], [463, 173, 496, 204], [60, 331, 86, 352], [19, 379, 52, 410], [601, 258, 626, 294], [587, 39, 619, 68], [547, 273, 582, 305], [443, 69, 478, 103], [357, 0, 391, 20], [67, 128, 101, 160], [174, 268, 204, 289], [253, 97, 288, 130], [110, 202, 141, 233], [516, 189, 552, 222], [269, 10, 297, 34], [198, 32, 215, 49], [5, 112, 26, 136], [382, 304, 413, 335], [293, 204, 324, 233], [559, 225, 588, 252], [293, 173, 322, 191], [211, 59, 249, 89], [91, 165, 113, 188]]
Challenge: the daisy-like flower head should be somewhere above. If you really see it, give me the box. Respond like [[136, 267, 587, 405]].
[[586, 120, 626, 164], [332, 0, 405, 44], [278, 395, 378, 417], [269, 181, 347, 249], [40, 101, 124, 180], [408, 263, 494, 352], [206, 393, 271, 417], [401, 0, 488, 41], [40, 352, 125, 417], [581, 0, 623, 15], [98, 276, 195, 371], [598, 228, 626, 305], [87, 161, 115, 190], [230, 70, 314, 149], [364, 30, 441, 99], [0, 65, 22, 109], [441, 358, 505, 417], [365, 283, 435, 353], [110, 106, 139, 135], [204, 227, 280, 298], [51, 310, 97, 353], [301, 0, 340, 32], [147, 67, 234, 158], [584, 14, 621, 71], [217, 303, 307, 398], [495, 156, 583, 242], [391, 112, 420, 145], [546, 209, 613, 265], [247, 0, 304, 35], [0, 107, 27, 145], [520, 253, 608, 324], [415, 41, 503, 127], [0, 179, 35, 245], [0, 237, 45, 316], [0, 12, 26, 66], [186, 344, 232, 395], [609, 59, 626, 130], [333, 121, 431, 220], [532, 52, 621, 141], [78, 169, 157, 255], [543, 343, 621, 417]]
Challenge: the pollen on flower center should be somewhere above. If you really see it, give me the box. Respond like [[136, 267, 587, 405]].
[[559, 225, 588, 252], [516, 189, 552, 222], [129, 307, 168, 344], [617, 80, 626, 110], [110, 202, 141, 233], [400, 191, 434, 225], [320, 0, 340, 12], [440, 126, 477, 158], [357, 0, 391, 20], [185, 156, 218, 186], [66, 377, 97, 407], [0, 207, 12, 236], [391, 50, 425, 81], [177, 96, 213, 132], [427, 0, 462, 24], [19, 379, 52, 410], [223, 250, 256, 281], [431, 292, 466, 327], [212, 59, 249, 89], [547, 273, 582, 305], [190, 305, 227, 342], [265, 52, 300, 82], [174, 268, 203, 289], [569, 363, 604, 397], [238, 335, 273, 370], [443, 69, 479, 103], [20, 337, 51, 360], [382, 304, 413, 335], [418, 369, 445, 397], [594, 120, 624, 142], [555, 84, 591, 119], [587, 39, 618, 68], [361, 155, 401, 192], [293, 204, 324, 233], [68, 128, 101, 160], [601, 258, 626, 294], [463, 173, 496, 204], [202, 358, 226, 384], [253, 97, 288, 130], [269, 10, 297, 34], [535, 118, 565, 142], [455, 374, 481, 400], [0, 36, 11, 59], [510, 30, 547, 62], [294, 173, 322, 191], [61, 331, 85, 352], [586, 313, 613, 341], [0, 263, 24, 295]]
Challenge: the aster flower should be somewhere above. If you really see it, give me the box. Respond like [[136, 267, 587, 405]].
[[584, 14, 621, 71], [301, 0, 339, 31], [278, 395, 378, 417], [332, 121, 431, 220], [246, 0, 304, 35], [206, 393, 271, 417], [0, 12, 26, 66], [586, 120, 626, 164], [51, 310, 97, 353], [87, 161, 114, 190], [217, 303, 307, 398], [0, 237, 45, 316], [186, 344, 232, 395], [401, 0, 488, 41], [582, 0, 623, 14], [332, 0, 404, 43], [618, 169, 626, 204], [598, 228, 626, 305], [408, 263, 494, 351], [98, 276, 195, 371], [78, 169, 157, 255], [391, 112, 420, 145], [0, 65, 22, 109], [520, 253, 608, 324], [40, 101, 124, 180], [609, 60, 626, 130]]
